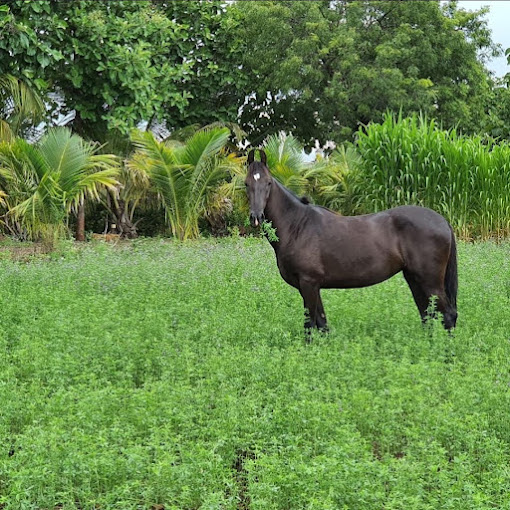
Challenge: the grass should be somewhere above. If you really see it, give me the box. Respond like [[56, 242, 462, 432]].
[[0, 237, 509, 509]]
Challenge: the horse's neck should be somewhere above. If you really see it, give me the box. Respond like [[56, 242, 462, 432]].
[[264, 180, 305, 247]]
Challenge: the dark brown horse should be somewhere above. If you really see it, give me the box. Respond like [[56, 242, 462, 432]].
[[245, 149, 458, 338]]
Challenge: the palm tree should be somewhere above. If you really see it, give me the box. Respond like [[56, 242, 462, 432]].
[[0, 128, 119, 242], [128, 127, 238, 240], [0, 74, 45, 142], [261, 132, 310, 195], [304, 145, 363, 214]]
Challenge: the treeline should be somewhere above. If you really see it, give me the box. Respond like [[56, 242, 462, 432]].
[[3, 1, 509, 144], [1, 1, 510, 241], [1, 115, 509, 242]]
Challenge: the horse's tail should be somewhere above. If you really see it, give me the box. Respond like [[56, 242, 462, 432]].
[[445, 225, 458, 310]]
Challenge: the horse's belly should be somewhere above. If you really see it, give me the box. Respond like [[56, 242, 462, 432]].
[[276, 258, 300, 288], [322, 267, 401, 289], [321, 250, 403, 289]]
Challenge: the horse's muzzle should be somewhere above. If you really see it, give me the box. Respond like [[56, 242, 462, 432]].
[[250, 212, 265, 227]]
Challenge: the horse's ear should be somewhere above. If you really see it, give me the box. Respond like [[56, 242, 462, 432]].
[[247, 149, 255, 165], [259, 149, 267, 165]]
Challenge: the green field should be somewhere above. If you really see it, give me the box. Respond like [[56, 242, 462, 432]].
[[0, 238, 509, 509]]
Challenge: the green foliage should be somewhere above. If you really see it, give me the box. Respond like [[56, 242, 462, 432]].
[[0, 74, 45, 141], [261, 220, 279, 242], [0, 238, 508, 507], [355, 113, 510, 239], [230, 0, 499, 147], [128, 127, 239, 240], [0, 128, 119, 240], [0, 1, 244, 139]]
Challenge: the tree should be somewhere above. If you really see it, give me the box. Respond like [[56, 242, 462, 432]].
[[128, 127, 239, 240], [0, 128, 119, 241], [0, 1, 244, 141], [229, 0, 500, 147], [482, 48, 510, 141]]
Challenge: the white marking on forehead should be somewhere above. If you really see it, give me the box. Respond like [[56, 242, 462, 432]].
[[253, 173, 260, 181]]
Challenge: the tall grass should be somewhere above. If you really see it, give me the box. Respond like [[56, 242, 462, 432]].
[[356, 113, 510, 239]]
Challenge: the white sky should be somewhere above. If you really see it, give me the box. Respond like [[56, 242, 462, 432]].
[[458, 0, 510, 77]]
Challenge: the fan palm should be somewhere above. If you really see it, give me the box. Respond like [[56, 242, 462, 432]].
[[0, 128, 119, 241], [128, 127, 238, 240]]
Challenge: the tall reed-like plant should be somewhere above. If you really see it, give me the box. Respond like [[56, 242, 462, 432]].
[[356, 113, 510, 239]]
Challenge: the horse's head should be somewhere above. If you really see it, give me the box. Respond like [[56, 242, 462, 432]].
[[246, 149, 272, 227]]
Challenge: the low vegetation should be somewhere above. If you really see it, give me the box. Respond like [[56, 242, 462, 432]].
[[0, 238, 508, 508]]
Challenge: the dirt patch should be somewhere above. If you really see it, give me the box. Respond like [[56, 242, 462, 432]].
[[232, 450, 255, 510]]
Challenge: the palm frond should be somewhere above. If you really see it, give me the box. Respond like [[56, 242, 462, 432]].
[[261, 132, 309, 195], [0, 75, 45, 135], [0, 120, 14, 143]]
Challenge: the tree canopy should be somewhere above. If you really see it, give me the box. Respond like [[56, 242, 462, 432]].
[[230, 0, 501, 147], [0, 1, 243, 140], [0, 0, 506, 148]]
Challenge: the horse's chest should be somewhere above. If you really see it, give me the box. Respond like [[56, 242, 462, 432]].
[[272, 250, 296, 286], [275, 247, 318, 288]]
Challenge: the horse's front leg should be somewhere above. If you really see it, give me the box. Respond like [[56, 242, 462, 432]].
[[299, 277, 320, 342], [316, 291, 329, 333]]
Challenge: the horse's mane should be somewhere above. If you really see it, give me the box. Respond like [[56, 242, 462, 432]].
[[272, 178, 311, 207]]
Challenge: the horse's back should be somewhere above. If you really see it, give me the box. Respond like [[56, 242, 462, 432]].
[[314, 205, 451, 288], [386, 205, 452, 253], [387, 205, 450, 234]]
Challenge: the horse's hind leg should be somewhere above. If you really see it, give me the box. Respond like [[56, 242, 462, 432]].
[[299, 277, 320, 341], [421, 282, 456, 330], [403, 270, 429, 323], [404, 270, 457, 330]]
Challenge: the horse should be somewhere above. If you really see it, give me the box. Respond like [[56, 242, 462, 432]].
[[245, 149, 458, 339]]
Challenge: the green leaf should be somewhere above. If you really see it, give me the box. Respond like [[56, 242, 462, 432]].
[[36, 53, 50, 68], [19, 33, 29, 49]]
